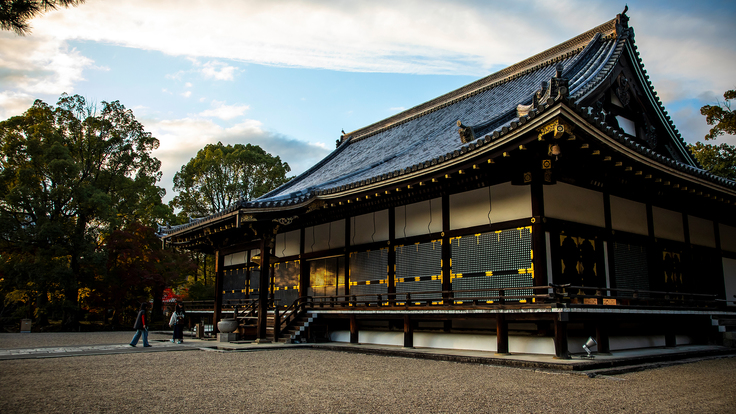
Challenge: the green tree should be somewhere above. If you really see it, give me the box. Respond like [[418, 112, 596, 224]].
[[690, 89, 736, 180], [701, 89, 736, 140], [172, 142, 292, 217], [88, 223, 195, 327], [0, 0, 85, 35], [689, 141, 736, 180], [0, 94, 168, 329]]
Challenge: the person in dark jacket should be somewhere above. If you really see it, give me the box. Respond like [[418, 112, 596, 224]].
[[170, 303, 186, 344], [129, 302, 152, 347]]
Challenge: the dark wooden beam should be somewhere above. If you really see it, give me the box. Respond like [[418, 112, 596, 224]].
[[553, 313, 570, 359], [496, 314, 509, 354], [530, 181, 548, 286], [350, 314, 358, 343], [388, 207, 396, 296], [403, 315, 414, 348], [256, 235, 272, 342], [596, 321, 610, 354], [299, 227, 308, 299], [441, 194, 451, 301], [213, 249, 224, 334], [345, 217, 351, 296]]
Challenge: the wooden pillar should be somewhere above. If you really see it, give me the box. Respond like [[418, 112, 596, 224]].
[[441, 194, 452, 302], [595, 321, 610, 354], [213, 249, 224, 334], [553, 313, 569, 359], [245, 250, 252, 297], [345, 217, 351, 296], [299, 228, 309, 301], [350, 315, 358, 344], [388, 208, 396, 300], [530, 181, 548, 287], [665, 319, 677, 347], [256, 235, 272, 342], [403, 315, 413, 348], [496, 314, 509, 354]]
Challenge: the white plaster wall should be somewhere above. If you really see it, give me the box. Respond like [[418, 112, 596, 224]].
[[720, 224, 736, 253], [329, 331, 555, 355], [229, 251, 247, 265], [359, 331, 403, 346], [274, 230, 301, 257], [569, 335, 691, 353], [449, 182, 531, 231], [608, 335, 665, 350], [688, 215, 715, 248], [652, 206, 684, 242], [351, 210, 389, 245], [330, 331, 692, 354], [395, 198, 442, 238], [305, 219, 345, 253], [223, 254, 232, 266], [544, 182, 605, 227], [490, 182, 532, 223], [610, 196, 648, 236], [723, 257, 736, 307], [413, 332, 494, 352]]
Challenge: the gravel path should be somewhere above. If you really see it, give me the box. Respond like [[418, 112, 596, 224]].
[[0, 332, 172, 349], [1, 333, 734, 413]]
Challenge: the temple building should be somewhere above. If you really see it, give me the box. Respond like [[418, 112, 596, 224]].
[[160, 10, 736, 357]]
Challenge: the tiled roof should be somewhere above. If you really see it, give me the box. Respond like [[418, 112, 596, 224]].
[[160, 12, 735, 237], [254, 20, 619, 207]]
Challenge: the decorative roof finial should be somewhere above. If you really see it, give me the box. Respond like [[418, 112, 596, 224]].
[[616, 5, 630, 36]]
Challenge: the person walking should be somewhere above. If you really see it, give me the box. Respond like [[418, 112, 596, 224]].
[[169, 303, 186, 344], [129, 302, 152, 347]]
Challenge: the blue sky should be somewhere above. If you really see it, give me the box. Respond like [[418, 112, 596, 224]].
[[1, 0, 735, 202]]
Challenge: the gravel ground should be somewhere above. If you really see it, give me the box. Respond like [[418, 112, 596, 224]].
[[1, 334, 735, 413], [0, 332, 172, 349]]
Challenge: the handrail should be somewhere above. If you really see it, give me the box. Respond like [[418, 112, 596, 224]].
[[306, 286, 552, 308], [274, 296, 312, 340], [548, 284, 723, 308]]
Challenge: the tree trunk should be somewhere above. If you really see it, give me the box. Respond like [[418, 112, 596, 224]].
[[151, 284, 164, 324]]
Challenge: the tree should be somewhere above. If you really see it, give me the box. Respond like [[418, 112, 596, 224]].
[[0, 94, 168, 328], [172, 142, 292, 217], [88, 223, 195, 327], [690, 88, 736, 180], [688, 141, 736, 180], [0, 0, 85, 35], [701, 89, 736, 141]]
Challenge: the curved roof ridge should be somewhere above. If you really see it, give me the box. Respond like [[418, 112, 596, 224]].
[[344, 18, 617, 142]]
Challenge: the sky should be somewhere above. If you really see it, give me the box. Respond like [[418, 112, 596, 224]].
[[1, 0, 735, 203]]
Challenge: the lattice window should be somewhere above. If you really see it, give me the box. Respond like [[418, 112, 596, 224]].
[[273, 261, 300, 307], [349, 249, 388, 296], [395, 241, 442, 302], [451, 227, 534, 302], [612, 242, 649, 297], [248, 268, 260, 300], [222, 267, 248, 302], [308, 257, 345, 298]]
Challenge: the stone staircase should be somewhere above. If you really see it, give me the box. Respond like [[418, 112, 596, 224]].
[[710, 316, 736, 347], [267, 311, 317, 344]]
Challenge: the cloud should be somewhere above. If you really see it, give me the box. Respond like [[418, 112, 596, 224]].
[[181, 91, 192, 98], [0, 31, 95, 117], [15, 1, 734, 108], [144, 116, 331, 202], [28, 0, 612, 76], [198, 100, 250, 120], [0, 91, 34, 119], [200, 61, 237, 81]]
